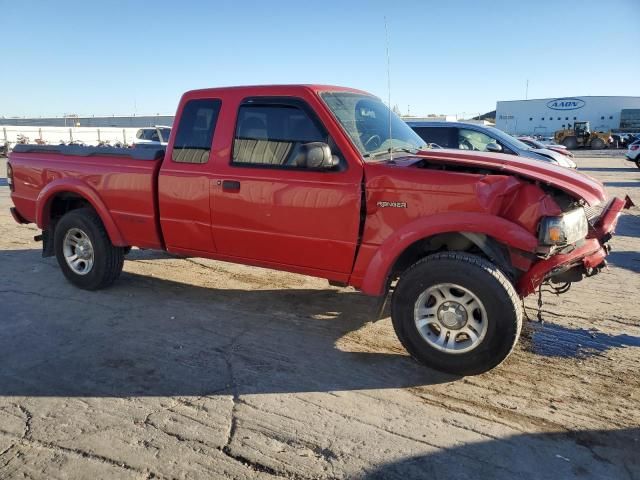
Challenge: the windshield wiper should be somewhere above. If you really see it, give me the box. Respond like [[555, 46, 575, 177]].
[[363, 146, 421, 159]]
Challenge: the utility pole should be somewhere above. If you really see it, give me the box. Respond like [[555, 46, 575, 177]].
[[525, 79, 529, 100]]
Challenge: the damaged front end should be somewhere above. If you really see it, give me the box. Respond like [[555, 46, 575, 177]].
[[517, 195, 635, 296]]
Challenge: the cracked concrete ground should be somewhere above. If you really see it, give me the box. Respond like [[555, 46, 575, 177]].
[[0, 152, 639, 479]]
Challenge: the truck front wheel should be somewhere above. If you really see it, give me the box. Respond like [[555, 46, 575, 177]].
[[54, 208, 125, 290], [391, 252, 522, 376]]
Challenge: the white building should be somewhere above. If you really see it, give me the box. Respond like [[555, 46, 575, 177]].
[[495, 96, 640, 136]]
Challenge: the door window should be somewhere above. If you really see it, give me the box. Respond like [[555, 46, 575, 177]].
[[458, 128, 496, 151], [232, 103, 328, 168]]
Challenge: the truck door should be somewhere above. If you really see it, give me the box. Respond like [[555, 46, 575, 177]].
[[158, 98, 222, 253], [211, 97, 362, 276]]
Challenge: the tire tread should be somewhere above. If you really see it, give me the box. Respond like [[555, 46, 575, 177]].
[[55, 208, 124, 290], [391, 252, 522, 375]]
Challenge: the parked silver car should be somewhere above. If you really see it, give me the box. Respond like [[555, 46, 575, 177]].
[[133, 126, 171, 147], [626, 139, 640, 169], [406, 121, 576, 168]]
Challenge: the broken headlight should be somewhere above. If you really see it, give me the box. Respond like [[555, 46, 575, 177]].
[[538, 208, 588, 246]]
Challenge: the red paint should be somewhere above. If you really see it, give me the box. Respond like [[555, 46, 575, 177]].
[[516, 239, 604, 296], [410, 149, 606, 206], [589, 197, 627, 239], [7, 85, 630, 299]]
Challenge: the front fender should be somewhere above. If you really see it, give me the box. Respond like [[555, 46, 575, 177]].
[[36, 178, 126, 246], [358, 212, 538, 296]]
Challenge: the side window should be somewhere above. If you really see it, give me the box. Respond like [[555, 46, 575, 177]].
[[149, 130, 160, 142], [232, 103, 328, 168], [136, 129, 144, 139], [458, 128, 495, 151], [172, 99, 222, 164], [412, 127, 457, 148]]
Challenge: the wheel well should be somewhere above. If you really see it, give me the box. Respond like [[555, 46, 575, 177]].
[[47, 192, 93, 224], [41, 193, 95, 257], [389, 232, 514, 283]]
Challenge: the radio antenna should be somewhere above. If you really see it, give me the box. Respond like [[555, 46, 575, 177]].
[[384, 16, 393, 161]]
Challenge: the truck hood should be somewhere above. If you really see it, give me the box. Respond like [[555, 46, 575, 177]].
[[386, 149, 606, 206]]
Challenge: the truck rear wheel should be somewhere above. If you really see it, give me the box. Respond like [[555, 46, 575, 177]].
[[391, 252, 522, 376], [590, 138, 605, 150], [562, 136, 578, 149], [54, 208, 125, 290]]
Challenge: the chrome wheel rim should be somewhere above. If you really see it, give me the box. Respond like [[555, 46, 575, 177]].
[[414, 283, 488, 354], [63, 228, 94, 275]]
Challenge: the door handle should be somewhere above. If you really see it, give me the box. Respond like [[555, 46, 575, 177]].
[[222, 180, 241, 192]]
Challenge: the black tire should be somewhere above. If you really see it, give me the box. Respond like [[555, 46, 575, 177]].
[[391, 252, 522, 376], [590, 138, 605, 150], [562, 136, 578, 149], [635, 159, 640, 170], [54, 208, 125, 290]]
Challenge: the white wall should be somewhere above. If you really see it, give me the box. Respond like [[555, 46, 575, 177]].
[[1, 125, 140, 146], [495, 96, 640, 136]]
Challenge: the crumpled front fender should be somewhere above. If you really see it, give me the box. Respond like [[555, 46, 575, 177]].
[[356, 212, 538, 296]]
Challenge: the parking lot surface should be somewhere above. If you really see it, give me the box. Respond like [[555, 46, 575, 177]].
[[0, 152, 639, 479]]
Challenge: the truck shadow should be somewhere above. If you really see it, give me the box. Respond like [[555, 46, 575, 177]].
[[524, 321, 640, 359], [613, 212, 640, 238], [607, 250, 640, 273], [361, 427, 639, 479], [1, 248, 637, 398], [0, 248, 456, 397], [604, 180, 640, 188]]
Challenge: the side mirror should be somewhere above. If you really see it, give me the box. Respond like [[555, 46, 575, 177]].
[[486, 142, 502, 153], [297, 142, 339, 169]]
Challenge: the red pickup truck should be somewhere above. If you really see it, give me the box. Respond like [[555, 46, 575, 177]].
[[7, 85, 632, 375]]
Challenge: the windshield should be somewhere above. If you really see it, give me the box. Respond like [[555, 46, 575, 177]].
[[320, 92, 426, 159]]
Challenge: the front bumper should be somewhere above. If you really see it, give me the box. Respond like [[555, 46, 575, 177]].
[[516, 196, 634, 296]]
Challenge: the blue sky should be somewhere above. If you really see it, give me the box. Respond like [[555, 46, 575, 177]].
[[2, 0, 638, 118]]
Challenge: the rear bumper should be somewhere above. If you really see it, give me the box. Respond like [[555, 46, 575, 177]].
[[10, 207, 29, 224], [516, 196, 634, 296]]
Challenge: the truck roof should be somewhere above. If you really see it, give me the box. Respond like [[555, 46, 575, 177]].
[[182, 84, 373, 98]]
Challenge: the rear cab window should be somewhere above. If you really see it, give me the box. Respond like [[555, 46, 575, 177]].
[[172, 99, 222, 164]]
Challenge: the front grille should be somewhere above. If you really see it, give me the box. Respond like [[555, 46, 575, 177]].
[[584, 199, 613, 226]]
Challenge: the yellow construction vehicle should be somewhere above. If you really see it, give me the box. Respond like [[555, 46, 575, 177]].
[[554, 121, 610, 150]]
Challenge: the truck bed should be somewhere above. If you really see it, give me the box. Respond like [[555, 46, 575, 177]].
[[9, 144, 166, 249]]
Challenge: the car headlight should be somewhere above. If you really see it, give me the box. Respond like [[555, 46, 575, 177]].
[[538, 208, 588, 246]]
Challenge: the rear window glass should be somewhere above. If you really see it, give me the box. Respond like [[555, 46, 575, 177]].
[[172, 99, 221, 164]]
